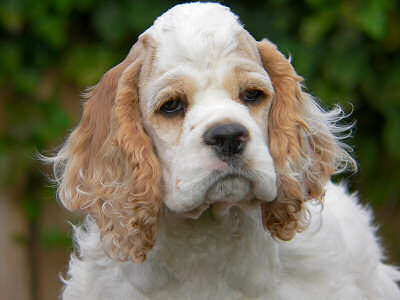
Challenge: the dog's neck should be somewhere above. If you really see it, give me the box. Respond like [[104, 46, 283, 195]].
[[119, 206, 282, 298]]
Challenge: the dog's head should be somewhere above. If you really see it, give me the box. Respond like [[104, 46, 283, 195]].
[[51, 3, 355, 262]]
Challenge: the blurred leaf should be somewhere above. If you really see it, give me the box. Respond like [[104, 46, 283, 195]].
[[63, 44, 117, 86], [353, 0, 391, 40], [124, 0, 171, 32], [92, 2, 127, 44], [40, 227, 72, 249], [383, 107, 400, 160], [384, 11, 400, 51], [32, 15, 68, 48], [22, 195, 42, 221], [299, 10, 335, 46], [34, 100, 73, 146], [341, 0, 394, 40], [0, 41, 21, 80], [323, 51, 367, 91], [0, 0, 24, 33], [13, 68, 40, 94], [304, 0, 333, 9]]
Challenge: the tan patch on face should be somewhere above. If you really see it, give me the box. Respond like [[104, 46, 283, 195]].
[[152, 117, 184, 147], [223, 68, 240, 103], [137, 36, 199, 148], [139, 35, 158, 83], [142, 71, 198, 147], [223, 32, 273, 114], [235, 30, 263, 64], [222, 63, 273, 133]]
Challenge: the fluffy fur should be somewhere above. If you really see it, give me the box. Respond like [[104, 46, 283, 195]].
[[47, 3, 400, 299]]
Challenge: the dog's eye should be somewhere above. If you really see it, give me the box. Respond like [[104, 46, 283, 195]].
[[242, 89, 263, 103], [160, 99, 186, 115]]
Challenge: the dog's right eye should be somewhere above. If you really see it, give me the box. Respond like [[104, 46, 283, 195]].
[[160, 99, 186, 115], [242, 89, 263, 103]]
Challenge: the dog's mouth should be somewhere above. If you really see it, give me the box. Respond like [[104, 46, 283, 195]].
[[182, 175, 262, 219], [165, 158, 277, 218]]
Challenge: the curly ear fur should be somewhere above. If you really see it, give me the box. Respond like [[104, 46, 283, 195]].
[[257, 40, 356, 241], [48, 38, 162, 262]]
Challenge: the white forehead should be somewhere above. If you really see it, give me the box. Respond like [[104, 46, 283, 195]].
[[145, 3, 243, 70]]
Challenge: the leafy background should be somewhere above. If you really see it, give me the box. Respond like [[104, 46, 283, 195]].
[[1, 0, 399, 299]]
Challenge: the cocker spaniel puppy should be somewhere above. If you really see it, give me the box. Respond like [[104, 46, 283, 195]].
[[49, 3, 400, 299]]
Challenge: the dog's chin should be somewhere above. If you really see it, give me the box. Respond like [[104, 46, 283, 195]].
[[182, 176, 261, 219], [206, 175, 251, 203]]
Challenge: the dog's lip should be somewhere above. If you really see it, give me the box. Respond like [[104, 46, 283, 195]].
[[174, 169, 269, 218], [181, 173, 260, 220], [207, 170, 250, 186]]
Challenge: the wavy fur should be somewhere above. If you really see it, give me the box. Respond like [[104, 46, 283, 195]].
[[258, 40, 357, 240], [45, 38, 162, 262]]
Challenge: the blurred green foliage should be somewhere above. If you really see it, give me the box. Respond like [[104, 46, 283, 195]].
[[0, 0, 399, 258]]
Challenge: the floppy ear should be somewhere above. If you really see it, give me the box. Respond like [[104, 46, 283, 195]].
[[51, 38, 162, 262], [257, 39, 355, 241]]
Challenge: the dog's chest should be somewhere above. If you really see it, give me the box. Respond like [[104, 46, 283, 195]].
[[120, 209, 279, 299]]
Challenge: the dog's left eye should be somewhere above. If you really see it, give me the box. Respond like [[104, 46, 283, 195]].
[[160, 99, 186, 115], [242, 89, 263, 103]]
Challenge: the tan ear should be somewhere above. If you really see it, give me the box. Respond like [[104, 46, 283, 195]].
[[257, 39, 355, 241], [52, 38, 162, 262]]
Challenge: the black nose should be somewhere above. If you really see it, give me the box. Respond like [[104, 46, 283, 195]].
[[203, 123, 249, 157]]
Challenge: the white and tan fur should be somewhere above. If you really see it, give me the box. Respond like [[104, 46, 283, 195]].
[[47, 3, 400, 299]]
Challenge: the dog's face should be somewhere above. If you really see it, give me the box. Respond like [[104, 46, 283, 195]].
[[139, 7, 277, 216], [52, 3, 354, 262]]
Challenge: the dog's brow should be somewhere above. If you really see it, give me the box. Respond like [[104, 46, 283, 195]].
[[238, 71, 273, 92], [145, 70, 195, 113]]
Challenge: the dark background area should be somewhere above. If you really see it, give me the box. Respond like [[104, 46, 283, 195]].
[[1, 0, 399, 299]]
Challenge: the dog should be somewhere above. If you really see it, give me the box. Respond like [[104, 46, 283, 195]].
[[48, 3, 400, 299]]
